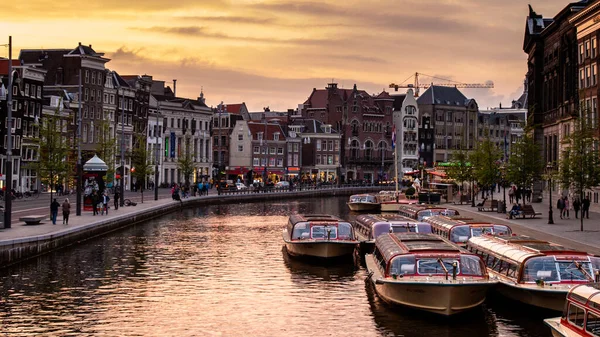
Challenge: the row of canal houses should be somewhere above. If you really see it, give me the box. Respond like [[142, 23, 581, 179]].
[[0, 42, 527, 191]]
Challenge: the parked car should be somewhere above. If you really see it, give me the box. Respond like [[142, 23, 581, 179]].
[[235, 183, 248, 190]]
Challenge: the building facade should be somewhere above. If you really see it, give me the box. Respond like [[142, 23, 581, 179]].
[[394, 88, 420, 176]]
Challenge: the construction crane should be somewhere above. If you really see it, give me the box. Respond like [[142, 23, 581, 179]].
[[389, 72, 494, 97]]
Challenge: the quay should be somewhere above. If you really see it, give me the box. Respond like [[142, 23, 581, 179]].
[[0, 185, 382, 267], [2, 186, 600, 267]]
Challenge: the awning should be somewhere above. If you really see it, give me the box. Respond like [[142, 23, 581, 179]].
[[226, 168, 248, 175], [429, 171, 447, 178], [268, 171, 284, 175], [83, 154, 108, 172], [287, 167, 300, 172]]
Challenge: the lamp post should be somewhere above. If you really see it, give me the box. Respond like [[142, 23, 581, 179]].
[[500, 163, 506, 209], [76, 68, 82, 216], [471, 166, 476, 208], [547, 162, 554, 224], [3, 36, 13, 228], [154, 109, 160, 201], [119, 87, 125, 207]]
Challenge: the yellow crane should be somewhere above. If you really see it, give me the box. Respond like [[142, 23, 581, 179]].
[[389, 72, 494, 97]]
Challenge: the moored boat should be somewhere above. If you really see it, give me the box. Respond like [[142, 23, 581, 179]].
[[347, 194, 380, 212], [544, 283, 600, 337], [378, 191, 418, 212], [282, 214, 358, 259], [467, 234, 600, 311], [365, 232, 495, 316], [425, 215, 512, 247], [397, 204, 459, 221], [354, 214, 432, 253]]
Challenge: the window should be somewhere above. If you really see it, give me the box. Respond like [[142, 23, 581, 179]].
[[328, 140, 333, 151], [37, 86, 41, 98], [98, 73, 103, 85], [85, 70, 89, 83], [238, 145, 243, 152], [84, 88, 89, 101], [90, 89, 95, 102], [316, 139, 321, 151], [568, 303, 585, 328], [274, 133, 279, 141], [581, 43, 585, 63], [238, 133, 243, 141], [328, 155, 333, 165], [128, 100, 133, 111], [581, 68, 586, 89], [587, 66, 591, 87], [25, 84, 30, 96], [92, 72, 96, 85], [594, 64, 598, 86], [84, 106, 88, 118], [277, 147, 284, 155], [83, 124, 88, 143], [277, 158, 283, 167], [316, 154, 321, 165], [253, 157, 259, 166], [270, 146, 276, 155], [269, 157, 275, 167], [594, 38, 598, 59], [253, 146, 260, 153]]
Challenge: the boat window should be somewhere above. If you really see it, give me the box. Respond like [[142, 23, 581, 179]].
[[522, 257, 560, 282], [311, 226, 338, 240], [417, 210, 432, 221], [460, 255, 485, 276], [492, 259, 508, 274], [417, 258, 459, 275], [556, 260, 593, 282], [439, 209, 457, 216], [493, 225, 511, 235], [390, 255, 416, 276], [507, 263, 518, 278], [586, 311, 600, 336], [470, 226, 494, 237], [292, 223, 310, 240], [417, 224, 433, 234], [590, 257, 600, 272], [338, 223, 354, 240], [449, 225, 470, 243], [568, 303, 585, 328], [486, 255, 495, 268]]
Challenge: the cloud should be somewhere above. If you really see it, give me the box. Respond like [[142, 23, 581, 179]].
[[177, 15, 276, 25]]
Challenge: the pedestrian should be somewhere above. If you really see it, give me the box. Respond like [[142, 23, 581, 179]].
[[557, 196, 565, 219], [50, 198, 60, 225], [92, 191, 98, 216], [114, 190, 120, 210], [62, 198, 71, 225], [563, 196, 570, 219], [508, 186, 514, 204], [583, 196, 591, 219], [573, 197, 581, 219], [101, 192, 110, 215]]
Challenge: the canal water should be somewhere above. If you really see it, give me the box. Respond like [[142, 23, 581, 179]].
[[0, 196, 554, 336]]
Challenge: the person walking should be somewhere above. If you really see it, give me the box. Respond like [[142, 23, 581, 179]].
[[563, 196, 570, 219], [583, 196, 591, 219], [114, 190, 120, 210], [92, 191, 98, 216], [50, 198, 60, 225], [573, 197, 581, 219], [508, 186, 514, 204], [62, 198, 71, 225], [101, 192, 110, 215], [557, 196, 565, 219]]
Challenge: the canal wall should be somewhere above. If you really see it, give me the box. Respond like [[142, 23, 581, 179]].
[[0, 186, 387, 268]]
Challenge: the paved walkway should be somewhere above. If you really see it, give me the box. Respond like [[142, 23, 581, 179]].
[[0, 194, 207, 242], [450, 189, 600, 255]]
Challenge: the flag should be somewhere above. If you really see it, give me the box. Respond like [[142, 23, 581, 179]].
[[391, 125, 396, 149]]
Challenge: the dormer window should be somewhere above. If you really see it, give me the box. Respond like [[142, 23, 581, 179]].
[[274, 132, 280, 141]]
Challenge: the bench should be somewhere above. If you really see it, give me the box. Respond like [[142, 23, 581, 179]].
[[477, 199, 498, 212], [508, 204, 542, 219], [19, 215, 47, 225]]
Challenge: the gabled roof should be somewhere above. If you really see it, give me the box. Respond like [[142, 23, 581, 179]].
[[375, 91, 392, 99], [417, 86, 468, 106], [289, 119, 339, 134], [67, 43, 104, 57], [223, 103, 246, 114], [247, 121, 286, 141], [391, 94, 407, 111], [303, 84, 375, 109], [111, 71, 131, 88]]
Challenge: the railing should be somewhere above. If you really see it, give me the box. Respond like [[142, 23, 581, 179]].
[[216, 182, 394, 195]]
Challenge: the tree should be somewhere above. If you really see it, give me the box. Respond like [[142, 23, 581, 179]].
[[445, 144, 473, 197], [471, 136, 503, 200], [506, 133, 544, 204], [27, 105, 73, 205], [95, 119, 117, 189], [129, 134, 153, 203], [558, 115, 600, 231], [177, 136, 197, 186]]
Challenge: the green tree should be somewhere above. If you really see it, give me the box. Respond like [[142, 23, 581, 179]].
[[558, 116, 600, 231], [27, 105, 72, 204], [445, 144, 473, 197], [471, 136, 503, 200], [95, 119, 117, 188], [506, 133, 544, 204], [129, 134, 153, 203], [177, 136, 197, 186]]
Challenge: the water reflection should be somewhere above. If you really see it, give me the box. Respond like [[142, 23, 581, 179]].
[[0, 196, 553, 336]]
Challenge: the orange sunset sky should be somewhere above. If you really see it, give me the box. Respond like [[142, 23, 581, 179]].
[[0, 0, 571, 111]]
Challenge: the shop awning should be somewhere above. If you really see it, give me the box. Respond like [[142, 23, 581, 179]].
[[227, 168, 248, 175], [268, 171, 284, 175], [429, 171, 447, 178]]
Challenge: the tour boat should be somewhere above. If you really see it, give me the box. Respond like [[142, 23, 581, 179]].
[[347, 194, 380, 212], [424, 215, 512, 247], [397, 204, 459, 221], [378, 191, 418, 212], [365, 232, 495, 316], [467, 234, 600, 311], [544, 283, 600, 337], [282, 214, 358, 259], [354, 214, 432, 252]]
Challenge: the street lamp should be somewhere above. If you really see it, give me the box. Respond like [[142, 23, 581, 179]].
[[500, 163, 506, 210], [154, 109, 160, 201], [546, 162, 554, 224], [471, 166, 476, 208]]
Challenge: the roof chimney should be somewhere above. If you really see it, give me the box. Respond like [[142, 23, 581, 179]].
[[78, 42, 81, 46], [173, 79, 177, 96], [89, 44, 92, 48]]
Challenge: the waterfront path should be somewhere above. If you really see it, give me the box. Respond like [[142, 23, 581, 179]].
[[451, 190, 600, 255]]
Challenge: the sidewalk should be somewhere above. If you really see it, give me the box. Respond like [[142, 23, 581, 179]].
[[0, 195, 198, 242], [450, 189, 600, 255]]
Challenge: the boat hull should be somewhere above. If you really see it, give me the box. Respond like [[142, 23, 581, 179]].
[[544, 317, 577, 337], [366, 255, 492, 316], [283, 230, 357, 258], [496, 281, 569, 312], [347, 202, 380, 212]]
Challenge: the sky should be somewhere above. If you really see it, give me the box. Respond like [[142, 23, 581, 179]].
[[0, 0, 573, 112]]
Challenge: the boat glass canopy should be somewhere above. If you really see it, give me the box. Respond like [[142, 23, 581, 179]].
[[522, 256, 600, 283]]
